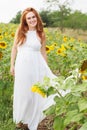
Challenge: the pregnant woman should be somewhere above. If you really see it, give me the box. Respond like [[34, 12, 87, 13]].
[[10, 7, 56, 130]]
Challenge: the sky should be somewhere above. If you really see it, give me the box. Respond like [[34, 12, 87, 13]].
[[0, 0, 87, 23]]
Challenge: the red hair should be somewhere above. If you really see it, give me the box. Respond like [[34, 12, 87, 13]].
[[15, 7, 44, 45]]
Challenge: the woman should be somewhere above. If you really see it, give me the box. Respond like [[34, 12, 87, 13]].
[[10, 7, 56, 130]]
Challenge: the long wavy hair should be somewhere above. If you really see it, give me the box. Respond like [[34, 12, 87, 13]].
[[15, 7, 44, 45]]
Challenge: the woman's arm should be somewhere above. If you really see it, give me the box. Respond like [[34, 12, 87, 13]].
[[10, 32, 18, 76], [41, 32, 47, 63]]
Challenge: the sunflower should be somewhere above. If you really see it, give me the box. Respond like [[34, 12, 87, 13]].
[[0, 51, 3, 60], [81, 60, 87, 71], [61, 44, 66, 51], [63, 36, 68, 42], [46, 45, 51, 54], [50, 45, 55, 51], [57, 48, 62, 54], [82, 75, 87, 80], [79, 70, 85, 74], [53, 43, 57, 46], [0, 41, 7, 49], [0, 35, 3, 40], [56, 48, 66, 57], [11, 32, 15, 37], [31, 85, 46, 98]]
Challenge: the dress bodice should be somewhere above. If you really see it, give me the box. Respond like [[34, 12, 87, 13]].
[[17, 30, 42, 52]]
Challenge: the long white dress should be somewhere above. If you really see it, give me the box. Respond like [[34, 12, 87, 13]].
[[13, 30, 56, 130]]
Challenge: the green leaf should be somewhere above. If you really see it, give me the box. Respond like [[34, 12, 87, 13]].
[[43, 105, 56, 116], [56, 104, 66, 116], [72, 83, 87, 93], [79, 122, 87, 130], [65, 93, 79, 103], [63, 77, 75, 90], [78, 99, 87, 112], [54, 95, 61, 103], [53, 116, 65, 130], [64, 110, 83, 125], [47, 87, 56, 96], [67, 103, 79, 111], [43, 76, 50, 85]]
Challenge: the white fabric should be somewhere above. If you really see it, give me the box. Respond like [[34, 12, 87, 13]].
[[13, 30, 56, 130]]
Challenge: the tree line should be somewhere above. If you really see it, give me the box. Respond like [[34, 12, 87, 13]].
[[10, 9, 87, 31]]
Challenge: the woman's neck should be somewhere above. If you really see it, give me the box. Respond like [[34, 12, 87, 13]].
[[29, 27, 36, 31]]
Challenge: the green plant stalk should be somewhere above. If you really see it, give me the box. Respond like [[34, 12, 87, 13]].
[[55, 87, 66, 103]]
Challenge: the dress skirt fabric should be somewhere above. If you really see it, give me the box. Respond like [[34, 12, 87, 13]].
[[13, 30, 56, 130]]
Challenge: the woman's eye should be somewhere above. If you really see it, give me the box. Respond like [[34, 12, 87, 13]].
[[27, 16, 36, 20], [32, 16, 36, 18], [27, 17, 31, 20]]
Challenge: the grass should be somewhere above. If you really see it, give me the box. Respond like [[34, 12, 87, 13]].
[[49, 27, 87, 43], [0, 120, 15, 130]]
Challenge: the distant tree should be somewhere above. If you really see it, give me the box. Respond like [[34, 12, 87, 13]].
[[45, 0, 72, 31], [10, 11, 21, 24], [40, 10, 49, 26], [57, 4, 71, 31], [65, 10, 87, 30], [40, 10, 53, 27]]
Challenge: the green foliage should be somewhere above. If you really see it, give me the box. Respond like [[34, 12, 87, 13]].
[[42, 0, 87, 30], [0, 23, 87, 129], [45, 29, 87, 77], [0, 119, 15, 130], [10, 11, 21, 24], [0, 23, 17, 129], [65, 11, 87, 30], [35, 70, 87, 130], [79, 122, 87, 130], [53, 116, 65, 130], [40, 10, 52, 27]]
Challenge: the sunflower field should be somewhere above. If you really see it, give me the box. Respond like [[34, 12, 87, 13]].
[[0, 23, 87, 130]]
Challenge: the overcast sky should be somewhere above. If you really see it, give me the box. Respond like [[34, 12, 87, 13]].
[[0, 0, 87, 23]]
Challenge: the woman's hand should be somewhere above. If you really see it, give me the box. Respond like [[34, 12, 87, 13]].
[[10, 65, 15, 76]]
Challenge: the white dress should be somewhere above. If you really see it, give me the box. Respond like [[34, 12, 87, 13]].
[[13, 30, 56, 130]]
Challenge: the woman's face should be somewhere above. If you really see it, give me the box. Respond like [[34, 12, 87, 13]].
[[26, 11, 37, 30]]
